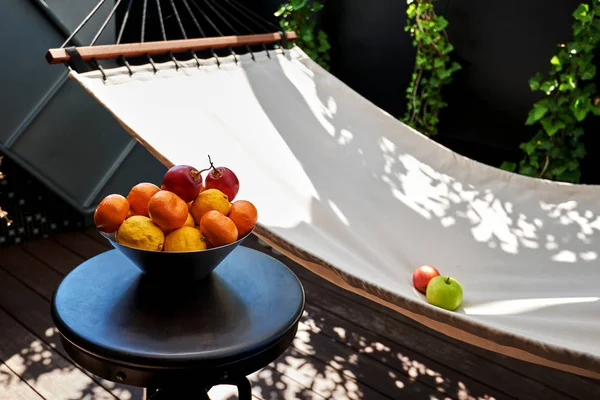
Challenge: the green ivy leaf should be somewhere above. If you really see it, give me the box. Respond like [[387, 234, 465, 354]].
[[536, 136, 553, 150], [573, 3, 589, 21], [572, 127, 585, 139], [581, 64, 597, 80], [550, 55, 562, 68], [571, 97, 591, 121], [521, 140, 538, 155], [436, 17, 449, 31], [529, 73, 543, 90], [290, 0, 308, 10], [518, 164, 536, 177], [525, 103, 549, 125], [500, 161, 517, 172], [572, 141, 586, 158], [540, 80, 558, 95], [550, 164, 568, 177], [540, 117, 566, 136], [559, 169, 581, 183]]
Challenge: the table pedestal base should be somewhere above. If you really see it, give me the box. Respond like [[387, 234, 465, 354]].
[[144, 377, 252, 400]]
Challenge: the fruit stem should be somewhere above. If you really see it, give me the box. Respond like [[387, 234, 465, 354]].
[[199, 155, 221, 177], [189, 169, 201, 182], [446, 276, 451, 284]]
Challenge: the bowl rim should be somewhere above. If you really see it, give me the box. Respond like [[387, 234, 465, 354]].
[[99, 227, 254, 254]]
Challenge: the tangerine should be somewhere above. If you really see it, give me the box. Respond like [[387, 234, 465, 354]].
[[148, 190, 189, 231], [228, 200, 257, 238], [94, 194, 130, 233], [199, 210, 238, 247], [161, 212, 195, 236], [127, 182, 160, 216]]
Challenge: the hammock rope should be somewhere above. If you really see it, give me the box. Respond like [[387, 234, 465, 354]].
[[46, 0, 297, 73]]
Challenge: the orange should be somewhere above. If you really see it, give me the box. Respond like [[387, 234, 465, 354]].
[[199, 210, 238, 247], [148, 190, 189, 231], [94, 194, 130, 233], [127, 182, 160, 217], [190, 189, 231, 223], [228, 200, 258, 238], [162, 212, 195, 236]]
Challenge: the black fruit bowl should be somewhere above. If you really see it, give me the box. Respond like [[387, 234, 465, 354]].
[[99, 228, 253, 282]]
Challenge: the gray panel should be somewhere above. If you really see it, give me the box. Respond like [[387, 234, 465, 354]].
[[11, 79, 133, 206], [44, 0, 116, 45], [0, 0, 66, 143], [91, 143, 168, 209]]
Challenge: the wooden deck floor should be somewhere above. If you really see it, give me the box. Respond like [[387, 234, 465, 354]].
[[0, 228, 599, 400]]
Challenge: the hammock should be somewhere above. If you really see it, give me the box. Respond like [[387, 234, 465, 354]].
[[47, 1, 600, 380]]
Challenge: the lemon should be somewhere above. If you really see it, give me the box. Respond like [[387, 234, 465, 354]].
[[164, 226, 207, 252], [190, 189, 231, 223], [184, 212, 195, 228], [117, 215, 165, 251]]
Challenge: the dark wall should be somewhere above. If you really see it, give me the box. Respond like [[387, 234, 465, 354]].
[[319, 0, 600, 182], [116, 0, 600, 183]]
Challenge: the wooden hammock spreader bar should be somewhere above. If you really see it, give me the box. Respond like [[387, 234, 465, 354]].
[[46, 32, 298, 64]]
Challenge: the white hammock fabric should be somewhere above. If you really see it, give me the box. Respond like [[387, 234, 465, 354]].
[[70, 47, 600, 379]]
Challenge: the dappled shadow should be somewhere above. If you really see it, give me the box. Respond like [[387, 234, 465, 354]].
[[0, 330, 139, 400]]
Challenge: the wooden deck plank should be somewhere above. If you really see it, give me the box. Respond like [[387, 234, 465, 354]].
[[0, 363, 45, 400], [0, 247, 63, 302], [300, 304, 513, 400], [83, 227, 108, 247], [271, 347, 393, 400], [247, 237, 600, 399], [21, 239, 83, 276], [52, 231, 108, 260], [294, 314, 448, 399], [0, 308, 118, 400]]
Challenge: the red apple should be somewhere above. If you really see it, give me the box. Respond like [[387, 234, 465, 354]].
[[412, 265, 441, 294], [161, 165, 203, 202], [201, 155, 240, 201]]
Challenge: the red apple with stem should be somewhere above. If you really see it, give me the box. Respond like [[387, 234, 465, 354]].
[[201, 155, 240, 201], [161, 165, 203, 202], [412, 264, 441, 294]]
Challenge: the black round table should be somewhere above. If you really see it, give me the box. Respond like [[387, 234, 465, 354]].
[[51, 245, 305, 399]]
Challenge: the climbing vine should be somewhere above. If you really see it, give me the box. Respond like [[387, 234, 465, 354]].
[[402, 0, 461, 137], [501, 2, 600, 183], [275, 0, 331, 70]]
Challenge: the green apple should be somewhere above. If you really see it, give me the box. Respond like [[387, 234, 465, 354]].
[[426, 276, 463, 311]]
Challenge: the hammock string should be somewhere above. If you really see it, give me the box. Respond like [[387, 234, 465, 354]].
[[60, 0, 106, 48], [90, 0, 123, 46], [202, 0, 252, 61], [190, 0, 237, 63]]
